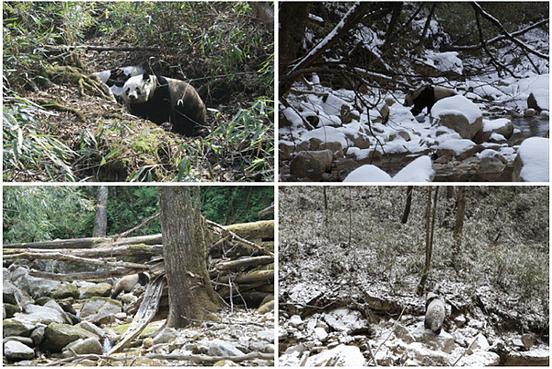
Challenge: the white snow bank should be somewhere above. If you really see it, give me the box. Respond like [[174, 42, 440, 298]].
[[432, 95, 482, 123], [517, 137, 549, 182], [436, 137, 476, 154], [343, 165, 391, 182], [482, 118, 511, 132], [515, 74, 549, 111], [344, 156, 433, 182], [392, 156, 434, 182]]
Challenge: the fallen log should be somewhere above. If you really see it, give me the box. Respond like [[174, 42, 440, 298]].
[[4, 251, 149, 270], [3, 234, 163, 250], [29, 268, 140, 281], [3, 244, 163, 258], [225, 220, 274, 240], [215, 255, 273, 270], [145, 351, 274, 363]]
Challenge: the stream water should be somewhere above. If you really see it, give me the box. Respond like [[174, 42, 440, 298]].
[[386, 115, 549, 181]]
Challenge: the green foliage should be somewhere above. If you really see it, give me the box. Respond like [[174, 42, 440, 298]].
[[204, 98, 274, 181], [201, 186, 273, 225], [3, 102, 78, 181], [3, 2, 96, 88], [100, 187, 161, 236], [4, 185, 273, 243], [3, 186, 94, 243]]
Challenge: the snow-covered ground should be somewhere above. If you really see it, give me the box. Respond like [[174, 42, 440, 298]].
[[280, 31, 549, 182]]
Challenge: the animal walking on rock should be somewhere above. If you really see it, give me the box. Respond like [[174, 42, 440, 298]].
[[111, 272, 150, 299], [404, 86, 457, 116], [425, 292, 446, 334]]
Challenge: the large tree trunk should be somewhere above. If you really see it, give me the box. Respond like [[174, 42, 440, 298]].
[[417, 186, 438, 296], [278, 2, 310, 75], [452, 186, 466, 262], [158, 187, 218, 328], [92, 186, 108, 237]]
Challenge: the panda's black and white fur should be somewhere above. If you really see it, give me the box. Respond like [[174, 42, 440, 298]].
[[111, 272, 150, 299], [424, 292, 446, 334], [404, 86, 457, 116], [122, 73, 206, 136]]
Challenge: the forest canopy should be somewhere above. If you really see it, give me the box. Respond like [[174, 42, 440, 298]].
[[3, 186, 274, 244]]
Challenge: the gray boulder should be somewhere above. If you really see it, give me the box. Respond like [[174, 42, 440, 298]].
[[62, 337, 103, 358], [4, 340, 35, 362], [50, 282, 80, 300], [3, 318, 35, 338], [80, 297, 122, 325], [44, 323, 98, 351], [208, 338, 245, 357], [290, 150, 333, 181]]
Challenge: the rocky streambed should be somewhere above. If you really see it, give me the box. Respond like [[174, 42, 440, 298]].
[[3, 266, 274, 366]]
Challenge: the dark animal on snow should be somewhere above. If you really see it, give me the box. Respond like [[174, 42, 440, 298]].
[[404, 86, 457, 116]]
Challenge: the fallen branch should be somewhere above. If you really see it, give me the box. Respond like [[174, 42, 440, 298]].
[[109, 275, 165, 355], [4, 234, 162, 249], [46, 352, 134, 366], [3, 244, 163, 258]]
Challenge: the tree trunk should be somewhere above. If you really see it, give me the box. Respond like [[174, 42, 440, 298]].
[[382, 2, 404, 53], [401, 186, 414, 224], [417, 186, 438, 296], [453, 186, 466, 260], [92, 186, 108, 237], [416, 3, 437, 53], [158, 187, 218, 328], [278, 2, 310, 75]]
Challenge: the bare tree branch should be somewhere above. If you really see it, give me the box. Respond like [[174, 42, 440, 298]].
[[471, 2, 549, 60]]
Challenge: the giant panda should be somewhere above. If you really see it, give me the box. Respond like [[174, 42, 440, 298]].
[[424, 292, 446, 334], [122, 73, 206, 136], [110, 272, 150, 299], [404, 86, 457, 116]]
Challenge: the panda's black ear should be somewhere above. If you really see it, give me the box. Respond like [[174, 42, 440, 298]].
[[143, 72, 150, 81]]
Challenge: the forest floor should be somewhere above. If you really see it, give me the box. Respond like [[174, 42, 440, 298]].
[[4, 3, 274, 182]]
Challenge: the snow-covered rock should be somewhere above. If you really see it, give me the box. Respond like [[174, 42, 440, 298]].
[[304, 344, 366, 367], [289, 150, 333, 181], [344, 156, 434, 182], [512, 137, 549, 182], [322, 308, 367, 333], [432, 95, 483, 139]]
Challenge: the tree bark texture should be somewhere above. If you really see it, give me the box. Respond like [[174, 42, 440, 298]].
[[93, 186, 108, 237], [278, 2, 310, 74], [453, 186, 466, 255], [158, 187, 218, 328], [417, 186, 438, 296], [401, 186, 414, 224]]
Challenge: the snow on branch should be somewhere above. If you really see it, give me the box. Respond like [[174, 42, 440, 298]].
[[471, 2, 548, 60]]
